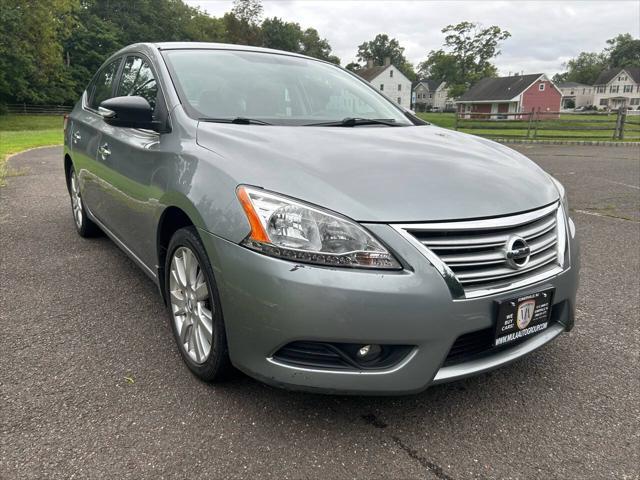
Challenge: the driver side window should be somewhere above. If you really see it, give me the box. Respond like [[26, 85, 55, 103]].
[[117, 56, 158, 114]]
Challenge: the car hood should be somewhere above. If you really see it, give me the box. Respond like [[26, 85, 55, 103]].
[[196, 123, 559, 222]]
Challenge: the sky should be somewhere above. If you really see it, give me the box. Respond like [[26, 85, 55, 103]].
[[186, 0, 640, 77]]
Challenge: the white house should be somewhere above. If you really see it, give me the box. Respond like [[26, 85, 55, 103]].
[[592, 67, 640, 110], [432, 82, 455, 111], [412, 80, 455, 111], [356, 58, 412, 107], [557, 82, 594, 110]]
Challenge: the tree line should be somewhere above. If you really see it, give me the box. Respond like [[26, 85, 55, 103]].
[[0, 0, 515, 108], [2, 0, 636, 109], [0, 0, 340, 108]]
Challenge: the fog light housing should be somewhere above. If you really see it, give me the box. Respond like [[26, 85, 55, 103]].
[[357, 344, 382, 360]]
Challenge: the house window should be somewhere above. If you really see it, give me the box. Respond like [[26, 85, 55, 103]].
[[389, 70, 393, 78], [380, 84, 384, 91], [630, 98, 640, 105], [397, 97, 401, 105], [539, 83, 546, 91], [623, 85, 633, 93], [599, 99, 608, 106], [610, 85, 619, 93], [398, 84, 401, 91]]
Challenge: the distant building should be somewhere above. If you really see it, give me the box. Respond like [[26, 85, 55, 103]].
[[356, 58, 412, 107], [557, 82, 594, 110], [456, 74, 562, 119], [412, 80, 454, 111], [592, 68, 640, 110]]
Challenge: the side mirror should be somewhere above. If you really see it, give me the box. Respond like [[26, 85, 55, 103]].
[[99, 96, 160, 131]]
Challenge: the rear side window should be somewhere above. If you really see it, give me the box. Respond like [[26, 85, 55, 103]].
[[117, 56, 158, 113], [90, 59, 121, 110]]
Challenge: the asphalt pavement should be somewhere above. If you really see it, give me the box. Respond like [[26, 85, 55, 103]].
[[1, 145, 638, 479]]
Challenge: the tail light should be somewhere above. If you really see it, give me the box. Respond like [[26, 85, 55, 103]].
[[63, 114, 69, 134]]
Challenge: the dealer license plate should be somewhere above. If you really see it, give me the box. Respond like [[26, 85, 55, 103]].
[[494, 289, 554, 346]]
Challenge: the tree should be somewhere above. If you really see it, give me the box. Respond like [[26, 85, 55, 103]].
[[260, 19, 339, 64], [355, 34, 416, 80], [345, 62, 361, 72], [417, 50, 458, 83], [261, 17, 302, 52], [606, 33, 640, 69], [224, 0, 263, 45], [553, 33, 639, 85], [552, 52, 608, 85], [0, 0, 77, 105], [437, 22, 510, 96], [300, 28, 339, 64]]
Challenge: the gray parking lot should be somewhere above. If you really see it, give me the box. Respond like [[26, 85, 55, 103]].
[[1, 145, 638, 479]]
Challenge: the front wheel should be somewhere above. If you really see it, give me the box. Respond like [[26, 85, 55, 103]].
[[69, 166, 99, 237], [165, 227, 231, 382]]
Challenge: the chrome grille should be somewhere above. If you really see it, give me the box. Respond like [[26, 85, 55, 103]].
[[396, 203, 566, 298]]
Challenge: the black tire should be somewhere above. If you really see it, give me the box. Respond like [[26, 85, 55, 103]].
[[165, 226, 232, 382], [68, 165, 100, 237]]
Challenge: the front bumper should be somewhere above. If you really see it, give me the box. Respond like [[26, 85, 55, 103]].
[[199, 222, 579, 395]]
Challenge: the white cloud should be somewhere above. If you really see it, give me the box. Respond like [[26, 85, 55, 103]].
[[187, 0, 640, 76]]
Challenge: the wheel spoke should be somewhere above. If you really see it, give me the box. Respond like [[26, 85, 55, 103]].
[[184, 250, 197, 287], [194, 278, 209, 302], [170, 290, 187, 315], [199, 308, 213, 343], [191, 322, 201, 362], [179, 318, 190, 343], [173, 252, 187, 288]]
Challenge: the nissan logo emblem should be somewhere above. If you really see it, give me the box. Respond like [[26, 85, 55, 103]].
[[504, 235, 531, 269]]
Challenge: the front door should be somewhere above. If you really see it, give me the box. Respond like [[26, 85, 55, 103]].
[[70, 58, 122, 219], [93, 54, 166, 269]]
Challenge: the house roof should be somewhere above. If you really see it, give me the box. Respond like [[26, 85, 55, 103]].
[[557, 82, 590, 89], [356, 65, 389, 82], [458, 74, 543, 102], [413, 79, 440, 91], [594, 67, 640, 85]]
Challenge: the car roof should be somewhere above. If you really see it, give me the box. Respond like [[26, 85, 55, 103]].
[[152, 42, 312, 60]]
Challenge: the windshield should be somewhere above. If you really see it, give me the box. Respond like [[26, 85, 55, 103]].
[[161, 49, 413, 126]]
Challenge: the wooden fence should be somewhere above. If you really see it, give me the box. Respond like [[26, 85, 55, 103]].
[[5, 104, 73, 115], [454, 108, 639, 141]]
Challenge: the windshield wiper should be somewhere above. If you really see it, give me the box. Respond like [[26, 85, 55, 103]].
[[199, 117, 271, 125], [304, 117, 401, 127]]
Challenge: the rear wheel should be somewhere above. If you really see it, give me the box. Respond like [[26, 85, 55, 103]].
[[165, 227, 231, 382], [69, 166, 99, 237]]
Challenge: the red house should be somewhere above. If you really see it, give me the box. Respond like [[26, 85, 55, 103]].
[[456, 74, 562, 119]]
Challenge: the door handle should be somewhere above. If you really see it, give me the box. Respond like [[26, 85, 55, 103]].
[[72, 131, 81, 144], [98, 143, 111, 160]]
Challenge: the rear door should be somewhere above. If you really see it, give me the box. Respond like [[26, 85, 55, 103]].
[[70, 57, 123, 221]]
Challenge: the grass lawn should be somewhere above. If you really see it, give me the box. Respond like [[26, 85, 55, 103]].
[[417, 112, 639, 141], [0, 115, 63, 185]]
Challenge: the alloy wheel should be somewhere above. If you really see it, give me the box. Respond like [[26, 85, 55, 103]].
[[169, 246, 214, 364], [70, 171, 83, 229]]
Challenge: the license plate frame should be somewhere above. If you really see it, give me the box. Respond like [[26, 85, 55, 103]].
[[494, 289, 554, 347]]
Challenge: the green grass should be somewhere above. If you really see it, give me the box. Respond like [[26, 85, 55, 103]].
[[417, 112, 639, 141], [0, 115, 63, 185]]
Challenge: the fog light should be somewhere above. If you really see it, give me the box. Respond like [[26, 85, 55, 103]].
[[357, 344, 382, 361], [358, 345, 371, 357]]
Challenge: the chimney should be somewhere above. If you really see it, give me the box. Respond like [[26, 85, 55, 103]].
[[384, 56, 391, 66], [366, 59, 374, 68]]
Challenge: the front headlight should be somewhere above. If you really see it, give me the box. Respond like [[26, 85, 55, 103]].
[[236, 186, 401, 270]]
